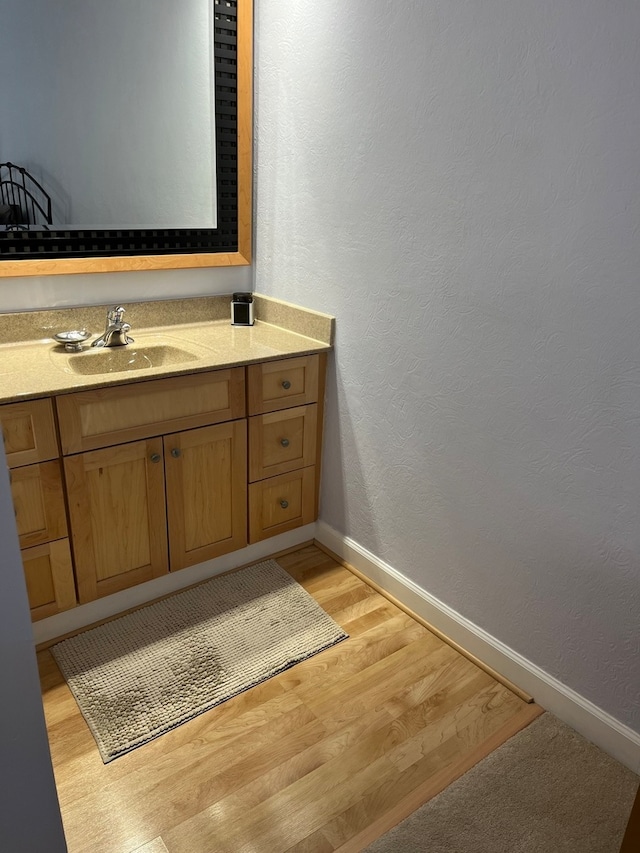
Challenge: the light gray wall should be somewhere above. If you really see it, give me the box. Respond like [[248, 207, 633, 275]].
[[1, 0, 215, 227], [0, 443, 67, 851], [254, 0, 640, 733]]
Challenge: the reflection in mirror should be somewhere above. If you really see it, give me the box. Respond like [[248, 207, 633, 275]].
[[0, 0, 217, 229], [0, 0, 251, 275]]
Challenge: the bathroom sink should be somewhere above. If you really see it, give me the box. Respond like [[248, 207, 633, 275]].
[[62, 344, 200, 375]]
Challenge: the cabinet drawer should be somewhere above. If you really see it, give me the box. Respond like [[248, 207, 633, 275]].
[[22, 539, 76, 621], [249, 404, 317, 482], [249, 466, 316, 543], [56, 368, 246, 454], [0, 398, 59, 468], [11, 460, 67, 549], [247, 355, 319, 414]]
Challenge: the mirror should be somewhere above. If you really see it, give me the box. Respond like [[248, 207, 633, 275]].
[[1, 0, 217, 230], [0, 0, 252, 277]]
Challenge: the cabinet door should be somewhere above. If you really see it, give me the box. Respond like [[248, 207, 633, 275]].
[[165, 420, 247, 571], [10, 460, 67, 549], [64, 438, 169, 603], [21, 539, 76, 621]]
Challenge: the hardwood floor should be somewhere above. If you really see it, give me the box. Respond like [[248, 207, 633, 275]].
[[39, 544, 542, 853]]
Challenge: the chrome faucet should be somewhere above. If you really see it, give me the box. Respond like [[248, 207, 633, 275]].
[[92, 305, 134, 348]]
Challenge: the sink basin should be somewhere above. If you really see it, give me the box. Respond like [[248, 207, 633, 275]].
[[62, 345, 200, 375]]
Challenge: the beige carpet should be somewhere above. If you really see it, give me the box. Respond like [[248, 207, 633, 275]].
[[365, 713, 638, 853], [52, 559, 347, 763]]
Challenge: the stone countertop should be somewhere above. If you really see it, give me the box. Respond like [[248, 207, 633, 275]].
[[0, 295, 334, 404]]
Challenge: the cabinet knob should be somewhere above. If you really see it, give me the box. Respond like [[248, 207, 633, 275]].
[[281, 379, 291, 390], [280, 438, 290, 448], [280, 499, 289, 509], [150, 453, 161, 463], [171, 448, 181, 458]]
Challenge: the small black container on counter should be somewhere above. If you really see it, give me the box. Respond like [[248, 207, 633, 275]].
[[231, 292, 254, 326]]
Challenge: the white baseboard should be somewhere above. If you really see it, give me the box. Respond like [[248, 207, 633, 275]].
[[33, 524, 317, 646], [315, 520, 640, 775]]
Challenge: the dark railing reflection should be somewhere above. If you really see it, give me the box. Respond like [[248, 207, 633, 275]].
[[0, 162, 52, 230]]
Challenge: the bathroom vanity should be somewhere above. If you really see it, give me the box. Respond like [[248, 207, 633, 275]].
[[0, 295, 332, 622]]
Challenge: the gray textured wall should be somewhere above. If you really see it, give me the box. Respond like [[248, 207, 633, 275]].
[[253, 0, 640, 732]]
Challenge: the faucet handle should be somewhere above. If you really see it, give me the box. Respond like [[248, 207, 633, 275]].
[[107, 305, 126, 323]]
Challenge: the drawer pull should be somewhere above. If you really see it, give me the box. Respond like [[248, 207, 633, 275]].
[[280, 499, 289, 509], [150, 453, 161, 463], [280, 438, 290, 448], [171, 448, 182, 458], [281, 380, 291, 390]]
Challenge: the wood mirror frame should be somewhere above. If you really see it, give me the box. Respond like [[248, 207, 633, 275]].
[[0, 0, 252, 279]]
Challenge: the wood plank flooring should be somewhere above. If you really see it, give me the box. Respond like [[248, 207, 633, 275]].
[[38, 544, 542, 853]]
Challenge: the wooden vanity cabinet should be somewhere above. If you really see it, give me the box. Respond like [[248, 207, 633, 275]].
[[58, 369, 248, 603], [1, 354, 326, 616], [0, 398, 77, 620]]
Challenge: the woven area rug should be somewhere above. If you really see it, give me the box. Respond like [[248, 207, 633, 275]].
[[52, 559, 347, 763]]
